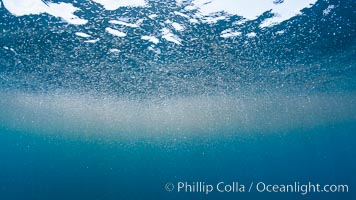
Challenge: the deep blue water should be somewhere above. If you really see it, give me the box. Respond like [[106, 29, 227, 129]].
[[1, 0, 356, 199], [0, 122, 355, 200]]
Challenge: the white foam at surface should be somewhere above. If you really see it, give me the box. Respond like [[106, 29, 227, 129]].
[[109, 20, 139, 28], [2, 0, 318, 27], [191, 0, 317, 26], [174, 11, 190, 19], [176, 0, 183, 6], [259, 0, 317, 27], [184, 5, 196, 11], [141, 36, 160, 44], [75, 32, 91, 38], [136, 18, 145, 25], [171, 22, 185, 31], [221, 29, 242, 38], [189, 18, 199, 24], [2, 0, 88, 25], [323, 5, 335, 16], [234, 19, 248, 25], [105, 27, 126, 37], [246, 32, 257, 38], [84, 38, 100, 43], [201, 16, 226, 24], [193, 0, 271, 20], [161, 28, 182, 45], [91, 0, 146, 10], [148, 46, 161, 54], [3, 0, 48, 16], [148, 14, 158, 19]]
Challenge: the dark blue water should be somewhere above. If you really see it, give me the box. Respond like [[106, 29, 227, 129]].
[[0, 122, 355, 200], [1, 0, 356, 199]]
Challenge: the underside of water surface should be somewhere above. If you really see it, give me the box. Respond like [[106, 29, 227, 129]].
[[0, 0, 355, 199]]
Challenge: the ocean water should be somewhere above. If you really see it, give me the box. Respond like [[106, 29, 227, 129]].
[[1, 0, 356, 199], [0, 120, 355, 199]]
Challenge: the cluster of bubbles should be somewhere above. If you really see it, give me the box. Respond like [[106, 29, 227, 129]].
[[0, 0, 354, 98], [0, 0, 355, 135]]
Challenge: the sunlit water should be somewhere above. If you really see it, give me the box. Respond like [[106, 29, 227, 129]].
[[0, 0, 355, 199]]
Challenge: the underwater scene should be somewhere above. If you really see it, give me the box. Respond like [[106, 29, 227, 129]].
[[0, 0, 355, 199]]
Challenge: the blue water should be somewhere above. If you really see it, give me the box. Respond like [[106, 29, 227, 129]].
[[1, 0, 356, 199], [0, 123, 355, 199]]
